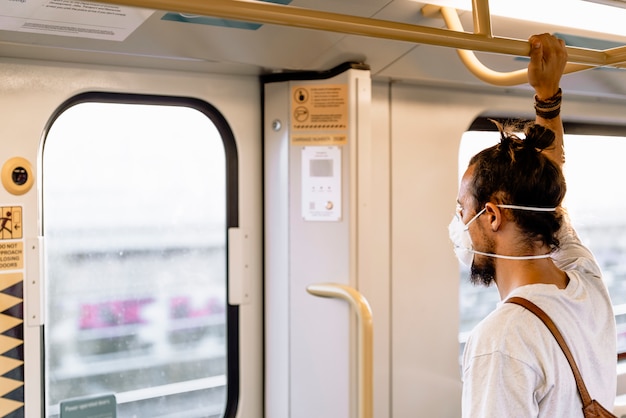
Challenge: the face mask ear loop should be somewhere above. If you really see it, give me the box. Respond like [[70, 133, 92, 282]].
[[470, 250, 553, 260], [497, 204, 557, 212], [463, 207, 486, 230]]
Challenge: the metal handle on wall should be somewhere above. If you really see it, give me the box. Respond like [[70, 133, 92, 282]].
[[307, 283, 373, 418]]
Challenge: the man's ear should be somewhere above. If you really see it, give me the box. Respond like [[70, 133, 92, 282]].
[[484, 202, 502, 232]]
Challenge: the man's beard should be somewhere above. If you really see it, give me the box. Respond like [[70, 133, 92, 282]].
[[470, 255, 496, 287], [469, 234, 496, 287]]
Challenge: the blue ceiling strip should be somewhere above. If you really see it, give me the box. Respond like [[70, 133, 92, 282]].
[[161, 0, 292, 30]]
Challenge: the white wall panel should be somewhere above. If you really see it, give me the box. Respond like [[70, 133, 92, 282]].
[[388, 84, 531, 418], [0, 58, 262, 418]]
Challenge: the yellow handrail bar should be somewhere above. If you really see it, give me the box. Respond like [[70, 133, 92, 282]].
[[434, 6, 594, 86], [96, 0, 610, 67], [471, 0, 492, 37], [307, 283, 373, 418]]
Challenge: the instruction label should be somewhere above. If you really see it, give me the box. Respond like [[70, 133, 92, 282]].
[[291, 134, 347, 146], [61, 394, 116, 418], [291, 84, 348, 145], [301, 146, 342, 221], [0, 0, 153, 41]]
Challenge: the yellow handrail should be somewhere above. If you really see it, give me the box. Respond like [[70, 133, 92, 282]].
[[307, 283, 373, 418], [435, 6, 594, 86], [96, 0, 611, 67], [471, 0, 492, 37]]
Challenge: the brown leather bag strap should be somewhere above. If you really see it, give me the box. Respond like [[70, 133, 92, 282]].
[[505, 296, 593, 407]]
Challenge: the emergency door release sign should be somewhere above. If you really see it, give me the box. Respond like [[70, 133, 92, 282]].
[[0, 207, 23, 272]]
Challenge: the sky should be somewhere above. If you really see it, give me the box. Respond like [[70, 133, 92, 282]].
[[43, 102, 227, 230]]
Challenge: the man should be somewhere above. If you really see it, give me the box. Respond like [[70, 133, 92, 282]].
[[450, 34, 617, 417]]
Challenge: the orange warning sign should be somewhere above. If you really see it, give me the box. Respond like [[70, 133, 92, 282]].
[[291, 84, 348, 133], [0, 208, 21, 240]]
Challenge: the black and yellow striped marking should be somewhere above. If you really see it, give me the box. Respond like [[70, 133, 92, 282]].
[[0, 273, 24, 417]]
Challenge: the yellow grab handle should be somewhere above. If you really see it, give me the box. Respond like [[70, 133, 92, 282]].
[[307, 283, 373, 418]]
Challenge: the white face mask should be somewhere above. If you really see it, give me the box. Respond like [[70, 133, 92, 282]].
[[448, 204, 557, 267]]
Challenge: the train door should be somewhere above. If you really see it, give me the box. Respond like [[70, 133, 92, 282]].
[[264, 63, 392, 418], [0, 61, 262, 417]]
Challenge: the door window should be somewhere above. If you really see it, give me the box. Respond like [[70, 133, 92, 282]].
[[43, 96, 234, 417]]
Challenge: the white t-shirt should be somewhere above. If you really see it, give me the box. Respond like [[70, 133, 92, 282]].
[[461, 221, 617, 418]]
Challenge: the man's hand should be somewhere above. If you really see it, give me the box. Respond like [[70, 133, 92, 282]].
[[528, 33, 567, 167], [528, 34, 568, 100]]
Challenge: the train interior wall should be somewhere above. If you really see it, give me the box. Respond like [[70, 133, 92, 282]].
[[380, 80, 626, 417], [0, 58, 263, 417], [2, 56, 626, 417]]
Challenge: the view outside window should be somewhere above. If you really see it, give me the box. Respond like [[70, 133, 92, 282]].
[[458, 131, 626, 358], [43, 101, 229, 417]]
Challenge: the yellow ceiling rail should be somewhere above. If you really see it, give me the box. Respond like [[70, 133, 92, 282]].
[[605, 45, 626, 66], [96, 0, 612, 67], [433, 5, 595, 86], [471, 0, 492, 37]]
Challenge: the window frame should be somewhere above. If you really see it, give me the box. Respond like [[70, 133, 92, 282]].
[[41, 92, 241, 416], [465, 116, 626, 362]]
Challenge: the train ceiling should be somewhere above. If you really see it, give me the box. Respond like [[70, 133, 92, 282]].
[[2, 0, 626, 99]]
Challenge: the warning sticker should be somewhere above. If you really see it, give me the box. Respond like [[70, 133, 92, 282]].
[[0, 207, 22, 240], [291, 84, 348, 133], [292, 134, 347, 146], [0, 242, 23, 272]]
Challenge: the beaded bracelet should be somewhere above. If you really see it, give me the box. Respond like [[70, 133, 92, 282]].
[[534, 88, 562, 119]]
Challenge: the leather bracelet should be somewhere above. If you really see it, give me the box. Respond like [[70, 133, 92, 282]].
[[534, 88, 562, 119]]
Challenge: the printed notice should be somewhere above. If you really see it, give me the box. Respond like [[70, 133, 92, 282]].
[[61, 394, 116, 418], [0, 242, 23, 271], [0, 0, 154, 41], [291, 134, 347, 146], [291, 84, 349, 145]]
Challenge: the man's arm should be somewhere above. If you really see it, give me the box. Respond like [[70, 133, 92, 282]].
[[528, 35, 602, 274], [527, 34, 568, 168]]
